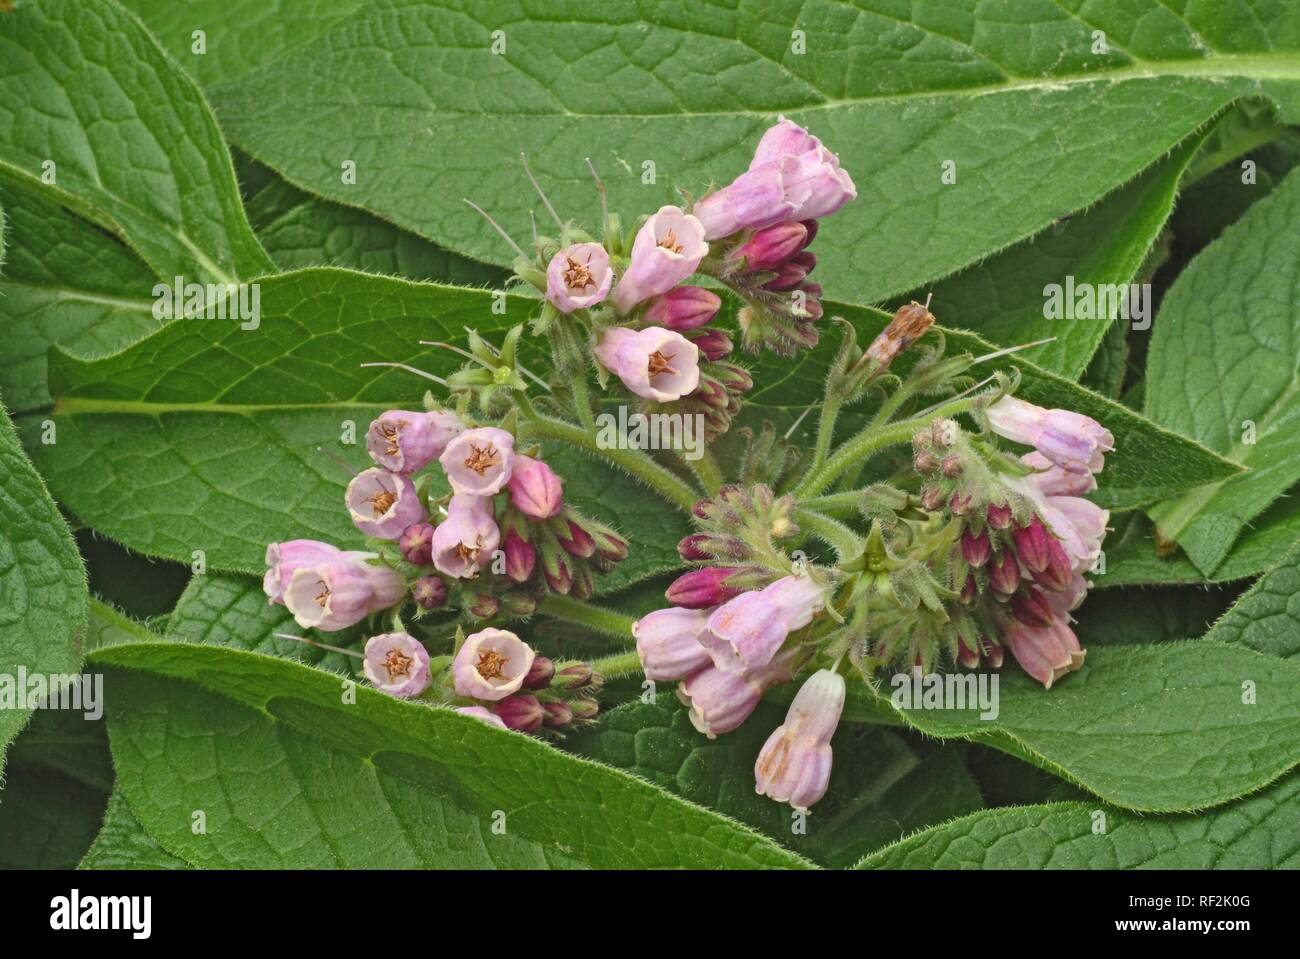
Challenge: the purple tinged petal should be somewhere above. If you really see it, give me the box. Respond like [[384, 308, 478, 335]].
[[546, 242, 613, 312], [452, 628, 536, 701], [440, 427, 516, 496], [346, 468, 426, 539], [362, 632, 432, 698], [633, 606, 715, 681]]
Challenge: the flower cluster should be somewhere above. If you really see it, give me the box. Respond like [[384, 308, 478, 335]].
[[264, 405, 617, 731]]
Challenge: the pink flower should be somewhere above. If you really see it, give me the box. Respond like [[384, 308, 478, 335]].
[[677, 650, 797, 739], [1003, 618, 1086, 689], [455, 705, 508, 730], [761, 574, 827, 631], [440, 427, 516, 495], [264, 539, 340, 605], [431, 494, 499, 579], [398, 522, 435, 565], [594, 326, 700, 402], [643, 285, 721, 332], [346, 468, 427, 539], [633, 606, 714, 681], [507, 454, 564, 520], [492, 694, 546, 732], [546, 242, 613, 312], [283, 551, 404, 631], [703, 590, 787, 674], [1041, 495, 1109, 574], [692, 118, 856, 239], [503, 528, 536, 582], [363, 632, 431, 698], [1022, 450, 1097, 497], [754, 668, 845, 811], [987, 396, 1114, 474], [366, 409, 462, 473], [611, 206, 708, 312], [453, 628, 536, 701], [733, 221, 808, 270]]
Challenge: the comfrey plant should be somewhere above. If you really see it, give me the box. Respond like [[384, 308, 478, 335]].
[[266, 118, 1113, 808]]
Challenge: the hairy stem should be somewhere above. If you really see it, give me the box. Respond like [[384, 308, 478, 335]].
[[540, 593, 636, 643], [794, 507, 863, 561], [587, 649, 644, 679]]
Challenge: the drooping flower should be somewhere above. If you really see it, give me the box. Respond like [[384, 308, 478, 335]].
[[507, 454, 564, 520], [546, 242, 613, 312], [1041, 495, 1108, 575], [702, 589, 787, 674], [345, 468, 427, 539], [431, 494, 500, 579], [363, 632, 432, 698], [677, 650, 797, 739], [282, 551, 404, 631], [440, 427, 516, 495], [643, 285, 721, 332], [263, 539, 341, 605], [611, 206, 708, 312], [754, 668, 845, 811], [366, 409, 463, 473], [761, 574, 827, 631], [1022, 450, 1097, 497], [987, 396, 1114, 474], [594, 326, 700, 402], [452, 628, 536, 701], [1002, 618, 1086, 689], [633, 606, 714, 681]]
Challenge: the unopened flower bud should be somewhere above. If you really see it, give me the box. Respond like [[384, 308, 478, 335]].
[[987, 503, 1013, 529], [941, 454, 964, 478], [737, 221, 808, 270], [1011, 588, 1055, 629], [914, 450, 938, 474], [1013, 516, 1052, 573], [555, 664, 594, 689], [543, 701, 574, 728], [557, 519, 596, 558], [710, 362, 753, 392], [949, 491, 974, 515], [962, 527, 991, 567], [988, 550, 1021, 596], [761, 258, 809, 292], [503, 528, 536, 583], [399, 523, 435, 566], [507, 455, 564, 520], [569, 698, 600, 721], [666, 567, 743, 608], [523, 656, 555, 690], [493, 694, 545, 733], [920, 485, 946, 511], [688, 328, 733, 361], [644, 285, 721, 332], [470, 593, 499, 620], [412, 575, 448, 610], [957, 635, 982, 669]]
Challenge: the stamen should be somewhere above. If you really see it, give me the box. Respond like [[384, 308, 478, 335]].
[[463, 443, 501, 475], [647, 350, 677, 378], [562, 255, 595, 291], [475, 649, 509, 680], [382, 648, 414, 680], [365, 483, 397, 517], [520, 152, 564, 229], [658, 229, 684, 254], [463, 198, 529, 259]]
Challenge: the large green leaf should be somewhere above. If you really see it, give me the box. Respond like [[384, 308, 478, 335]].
[[80, 791, 192, 871], [190, 0, 1300, 300], [915, 130, 1203, 378], [857, 772, 1300, 869], [827, 641, 1300, 812], [0, 0, 273, 282], [1146, 168, 1300, 574], [89, 630, 812, 868], [0, 395, 88, 769], [751, 299, 1240, 511], [568, 698, 983, 868], [0, 187, 162, 414], [1204, 539, 1300, 660], [26, 268, 690, 587], [0, 766, 108, 869]]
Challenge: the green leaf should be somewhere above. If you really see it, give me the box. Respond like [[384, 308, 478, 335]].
[[567, 698, 984, 868], [0, 765, 108, 869], [915, 130, 1203, 378], [1100, 494, 1300, 587], [258, 195, 509, 286], [748, 299, 1240, 510], [89, 635, 812, 868], [80, 791, 192, 871], [1071, 584, 1237, 648], [0, 0, 273, 282], [199, 0, 1300, 299], [27, 268, 690, 588], [1204, 539, 1300, 660], [80, 532, 191, 621], [835, 641, 1300, 812], [856, 773, 1300, 869], [0, 186, 162, 414], [1146, 168, 1300, 574], [0, 395, 88, 770]]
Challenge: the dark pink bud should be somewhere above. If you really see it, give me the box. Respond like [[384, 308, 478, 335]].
[[800, 219, 818, 245], [738, 221, 808, 270], [1038, 536, 1074, 591], [988, 550, 1021, 596], [504, 529, 536, 583], [941, 454, 964, 478], [797, 291, 824, 321], [678, 534, 712, 561], [558, 520, 596, 558], [914, 451, 938, 474], [957, 635, 981, 669], [1011, 588, 1055, 629], [920, 485, 946, 511], [493, 694, 545, 733], [644, 285, 722, 332], [790, 250, 816, 272], [692, 498, 713, 520], [470, 592, 499, 619], [688, 328, 733, 361], [412, 575, 447, 610], [543, 701, 574, 728], [594, 530, 628, 563], [761, 259, 808, 292], [962, 527, 991, 567], [987, 503, 1013, 529], [399, 523, 436, 566], [543, 552, 572, 594], [711, 362, 752, 393], [950, 492, 974, 516], [524, 656, 555, 690], [572, 565, 594, 599], [555, 664, 594, 688], [985, 642, 1004, 669], [960, 574, 977, 604], [666, 567, 742, 608], [507, 455, 564, 520], [1013, 517, 1051, 573]]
